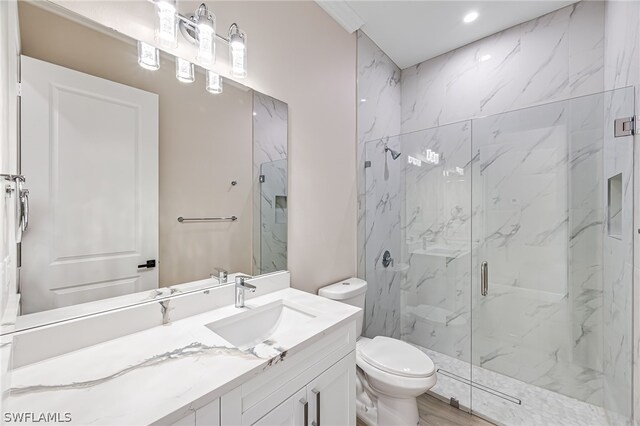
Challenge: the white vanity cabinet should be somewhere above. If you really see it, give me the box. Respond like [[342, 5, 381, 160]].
[[238, 322, 356, 426], [304, 355, 355, 426], [169, 322, 356, 426], [251, 354, 355, 426]]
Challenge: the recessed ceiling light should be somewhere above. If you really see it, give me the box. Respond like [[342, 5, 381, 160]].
[[463, 11, 479, 23], [360, 98, 367, 103], [480, 54, 491, 62]]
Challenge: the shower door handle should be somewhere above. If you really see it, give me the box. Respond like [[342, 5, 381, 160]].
[[481, 261, 488, 296]]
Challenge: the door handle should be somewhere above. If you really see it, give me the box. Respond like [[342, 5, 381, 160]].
[[311, 389, 320, 426], [481, 261, 488, 296], [300, 398, 308, 426], [138, 259, 156, 269], [20, 188, 29, 232]]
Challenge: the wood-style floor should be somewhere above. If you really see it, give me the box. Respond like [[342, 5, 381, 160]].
[[356, 393, 494, 426]]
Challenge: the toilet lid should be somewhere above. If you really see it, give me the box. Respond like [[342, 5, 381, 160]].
[[359, 336, 435, 378]]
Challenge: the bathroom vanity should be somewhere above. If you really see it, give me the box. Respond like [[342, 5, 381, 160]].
[[4, 273, 360, 425]]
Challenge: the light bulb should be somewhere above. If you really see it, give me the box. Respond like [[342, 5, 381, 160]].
[[228, 25, 247, 78], [463, 11, 478, 23], [196, 6, 216, 65], [155, 0, 177, 47], [138, 41, 160, 71], [206, 70, 223, 94], [176, 58, 195, 83]]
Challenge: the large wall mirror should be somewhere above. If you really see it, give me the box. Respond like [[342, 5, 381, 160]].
[[4, 2, 288, 333]]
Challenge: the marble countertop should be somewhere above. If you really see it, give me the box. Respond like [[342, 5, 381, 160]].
[[5, 288, 361, 425]]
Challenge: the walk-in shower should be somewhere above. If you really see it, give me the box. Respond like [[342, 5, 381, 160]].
[[363, 87, 635, 425]]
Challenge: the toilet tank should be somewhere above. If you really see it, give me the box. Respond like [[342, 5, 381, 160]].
[[318, 278, 367, 336]]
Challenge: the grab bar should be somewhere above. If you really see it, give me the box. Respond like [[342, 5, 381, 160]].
[[177, 216, 237, 223]]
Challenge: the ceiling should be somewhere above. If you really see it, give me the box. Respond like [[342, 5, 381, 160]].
[[317, 1, 578, 69]]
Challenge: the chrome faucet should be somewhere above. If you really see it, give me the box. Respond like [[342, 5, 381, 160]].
[[235, 275, 255, 308], [212, 267, 228, 283]]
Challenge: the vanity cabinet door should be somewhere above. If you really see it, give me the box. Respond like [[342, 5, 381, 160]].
[[251, 387, 307, 426], [196, 398, 220, 426], [306, 353, 356, 426]]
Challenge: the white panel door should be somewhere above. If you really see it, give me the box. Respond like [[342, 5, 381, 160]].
[[20, 55, 159, 314]]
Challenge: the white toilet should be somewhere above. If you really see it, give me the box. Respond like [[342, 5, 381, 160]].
[[319, 278, 437, 426]]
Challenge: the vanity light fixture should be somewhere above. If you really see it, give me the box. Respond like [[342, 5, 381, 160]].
[[228, 23, 247, 78], [138, 41, 160, 70], [176, 57, 195, 83], [206, 70, 223, 94], [155, 0, 178, 47], [463, 11, 479, 23], [176, 3, 249, 77], [195, 4, 216, 65]]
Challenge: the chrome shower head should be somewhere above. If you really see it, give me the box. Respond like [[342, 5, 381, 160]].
[[385, 147, 401, 160]]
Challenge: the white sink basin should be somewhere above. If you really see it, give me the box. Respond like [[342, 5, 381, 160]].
[[206, 300, 317, 349]]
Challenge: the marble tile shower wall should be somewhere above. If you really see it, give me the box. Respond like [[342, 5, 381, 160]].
[[601, 87, 635, 422], [258, 159, 288, 274], [602, 1, 640, 422], [359, 0, 640, 416], [357, 33, 402, 338], [400, 1, 605, 134], [252, 92, 288, 275], [363, 137, 403, 338]]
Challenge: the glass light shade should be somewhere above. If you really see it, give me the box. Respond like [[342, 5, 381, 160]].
[[196, 15, 216, 65], [206, 70, 223, 94], [137, 41, 160, 71], [229, 31, 247, 78], [155, 0, 177, 47], [176, 58, 195, 83]]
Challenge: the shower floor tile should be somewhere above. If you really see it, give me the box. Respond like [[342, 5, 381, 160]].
[[414, 344, 612, 426]]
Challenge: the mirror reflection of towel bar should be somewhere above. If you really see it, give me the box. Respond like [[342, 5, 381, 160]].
[[178, 216, 237, 223]]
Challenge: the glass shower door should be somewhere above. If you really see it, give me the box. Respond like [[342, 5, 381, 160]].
[[470, 88, 635, 424], [399, 122, 474, 411], [364, 120, 474, 412]]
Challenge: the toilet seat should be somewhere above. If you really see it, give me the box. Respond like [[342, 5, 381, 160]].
[[356, 337, 437, 399], [359, 336, 435, 378]]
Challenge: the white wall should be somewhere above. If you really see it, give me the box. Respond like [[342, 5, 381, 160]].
[[186, 1, 358, 294], [48, 0, 358, 294]]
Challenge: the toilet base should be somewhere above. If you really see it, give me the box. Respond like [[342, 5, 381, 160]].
[[377, 394, 419, 426]]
